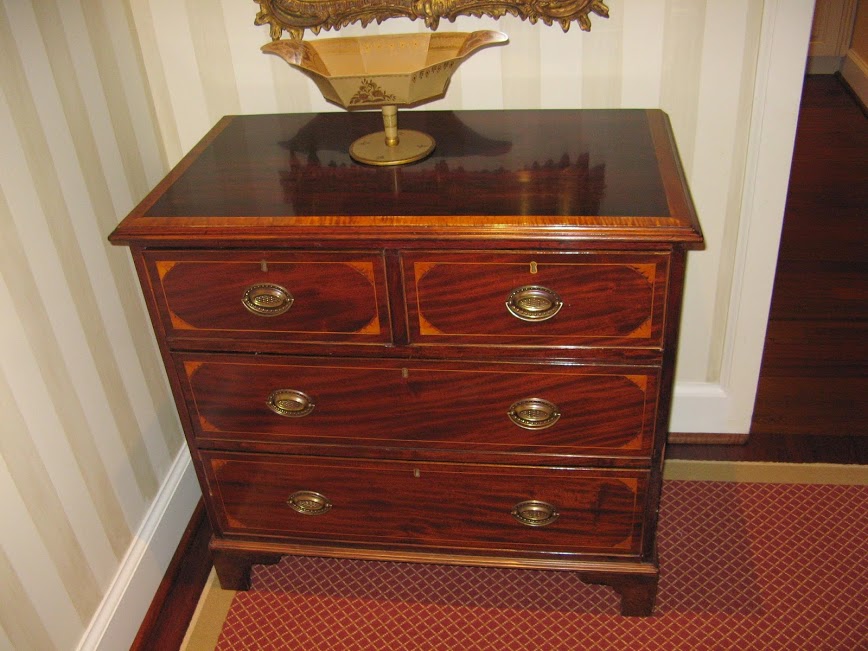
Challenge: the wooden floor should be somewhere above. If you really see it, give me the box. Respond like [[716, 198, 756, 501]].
[[135, 75, 867, 650], [669, 74, 868, 464]]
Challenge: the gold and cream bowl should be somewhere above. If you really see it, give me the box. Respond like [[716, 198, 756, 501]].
[[263, 30, 508, 164]]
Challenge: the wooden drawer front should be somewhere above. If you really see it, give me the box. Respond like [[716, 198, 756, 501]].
[[144, 251, 390, 344], [203, 452, 647, 556], [180, 356, 658, 459], [403, 252, 669, 348]]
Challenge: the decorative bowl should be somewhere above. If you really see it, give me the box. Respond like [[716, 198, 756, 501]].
[[263, 30, 508, 165]]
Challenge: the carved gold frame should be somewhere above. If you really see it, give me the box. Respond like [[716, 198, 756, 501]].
[[254, 0, 609, 40]]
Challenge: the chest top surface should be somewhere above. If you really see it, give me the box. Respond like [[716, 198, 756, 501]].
[[110, 109, 702, 246]]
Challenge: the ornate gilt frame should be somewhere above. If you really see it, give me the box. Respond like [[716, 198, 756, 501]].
[[254, 0, 609, 40]]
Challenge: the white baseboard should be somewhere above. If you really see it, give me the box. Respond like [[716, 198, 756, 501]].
[[670, 381, 746, 435], [841, 48, 868, 107], [806, 55, 842, 74], [76, 448, 200, 651]]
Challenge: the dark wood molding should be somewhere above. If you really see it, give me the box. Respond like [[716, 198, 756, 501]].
[[668, 433, 749, 445], [668, 432, 868, 465], [130, 500, 213, 651]]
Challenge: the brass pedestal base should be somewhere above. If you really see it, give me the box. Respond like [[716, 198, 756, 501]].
[[350, 129, 435, 166]]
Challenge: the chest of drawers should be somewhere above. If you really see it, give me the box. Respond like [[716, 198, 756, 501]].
[[110, 109, 702, 616]]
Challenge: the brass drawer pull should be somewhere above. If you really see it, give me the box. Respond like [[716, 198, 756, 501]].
[[266, 389, 315, 418], [511, 500, 559, 527], [242, 283, 293, 316], [287, 490, 332, 516], [505, 285, 562, 322], [508, 398, 561, 430]]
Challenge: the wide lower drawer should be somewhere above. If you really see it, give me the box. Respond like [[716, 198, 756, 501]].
[[178, 355, 659, 460], [202, 451, 647, 556], [142, 250, 391, 345], [402, 251, 669, 348]]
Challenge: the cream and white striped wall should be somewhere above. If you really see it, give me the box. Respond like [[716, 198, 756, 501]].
[[0, 1, 187, 649], [0, 1, 814, 649]]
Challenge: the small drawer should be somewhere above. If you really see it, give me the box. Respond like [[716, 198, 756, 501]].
[[203, 451, 648, 556], [178, 355, 659, 461], [143, 250, 391, 345], [402, 251, 669, 348]]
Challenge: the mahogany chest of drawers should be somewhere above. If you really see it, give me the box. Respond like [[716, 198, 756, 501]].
[[110, 109, 703, 616]]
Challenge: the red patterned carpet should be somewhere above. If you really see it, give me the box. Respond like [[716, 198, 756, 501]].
[[215, 481, 868, 650]]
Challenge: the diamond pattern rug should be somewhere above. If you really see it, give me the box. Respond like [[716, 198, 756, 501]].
[[214, 481, 868, 650]]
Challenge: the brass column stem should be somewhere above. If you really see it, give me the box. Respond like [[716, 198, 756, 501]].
[[382, 105, 399, 146]]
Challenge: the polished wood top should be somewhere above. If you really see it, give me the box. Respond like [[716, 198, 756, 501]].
[[110, 109, 702, 246]]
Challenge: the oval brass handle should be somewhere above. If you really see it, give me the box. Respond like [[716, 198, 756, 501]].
[[242, 283, 293, 316], [287, 491, 332, 516], [505, 285, 563, 322], [511, 500, 559, 527], [507, 398, 561, 430], [266, 389, 315, 418]]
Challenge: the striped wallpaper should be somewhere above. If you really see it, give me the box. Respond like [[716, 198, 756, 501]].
[[0, 0, 805, 648], [0, 1, 176, 649]]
